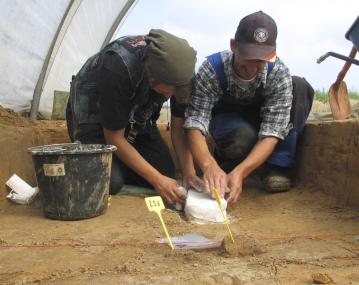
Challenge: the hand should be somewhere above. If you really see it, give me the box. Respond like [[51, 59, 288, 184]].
[[226, 169, 244, 205], [202, 162, 228, 197], [182, 173, 204, 192], [153, 175, 185, 204]]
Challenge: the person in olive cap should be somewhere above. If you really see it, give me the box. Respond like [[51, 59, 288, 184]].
[[184, 11, 314, 204], [66, 29, 202, 204]]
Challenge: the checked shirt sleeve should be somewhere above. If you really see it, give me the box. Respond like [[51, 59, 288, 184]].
[[184, 60, 221, 136], [259, 61, 293, 140]]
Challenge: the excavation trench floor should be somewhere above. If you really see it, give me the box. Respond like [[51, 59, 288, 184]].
[[0, 183, 359, 285]]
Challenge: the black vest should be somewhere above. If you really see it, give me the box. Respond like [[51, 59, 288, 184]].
[[70, 35, 154, 127]]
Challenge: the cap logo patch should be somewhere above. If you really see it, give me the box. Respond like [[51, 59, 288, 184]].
[[253, 28, 268, 43]]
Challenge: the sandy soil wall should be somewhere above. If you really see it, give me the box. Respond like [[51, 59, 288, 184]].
[[0, 105, 358, 208], [296, 120, 359, 208], [0, 107, 70, 206]]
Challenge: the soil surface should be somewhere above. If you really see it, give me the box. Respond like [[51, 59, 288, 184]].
[[0, 106, 358, 284], [1, 184, 358, 285]]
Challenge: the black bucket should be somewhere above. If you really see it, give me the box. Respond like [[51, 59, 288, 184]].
[[28, 143, 117, 220]]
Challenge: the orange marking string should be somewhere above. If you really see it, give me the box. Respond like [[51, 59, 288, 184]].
[[0, 232, 358, 250]]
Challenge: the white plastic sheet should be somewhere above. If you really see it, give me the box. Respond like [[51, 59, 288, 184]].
[[0, 0, 69, 112], [0, 0, 135, 117], [184, 189, 228, 224], [157, 233, 221, 250], [40, 0, 130, 117], [6, 174, 38, 204]]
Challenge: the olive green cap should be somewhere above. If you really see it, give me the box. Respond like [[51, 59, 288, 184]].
[[146, 29, 197, 103]]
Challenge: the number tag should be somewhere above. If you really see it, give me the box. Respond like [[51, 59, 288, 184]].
[[144, 196, 174, 249], [43, 164, 65, 176], [145, 196, 164, 212]]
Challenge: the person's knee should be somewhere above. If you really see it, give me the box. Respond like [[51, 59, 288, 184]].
[[109, 158, 124, 195], [109, 175, 124, 195], [215, 127, 257, 160]]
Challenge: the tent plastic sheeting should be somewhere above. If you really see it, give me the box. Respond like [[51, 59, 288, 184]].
[[0, 0, 136, 118]]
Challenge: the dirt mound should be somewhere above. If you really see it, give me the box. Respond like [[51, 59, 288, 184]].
[[0, 105, 31, 127], [0, 105, 67, 130], [311, 272, 334, 284], [222, 233, 263, 257], [0, 105, 70, 207]]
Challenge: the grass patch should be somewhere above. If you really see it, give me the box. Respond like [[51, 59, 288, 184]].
[[314, 89, 359, 103]]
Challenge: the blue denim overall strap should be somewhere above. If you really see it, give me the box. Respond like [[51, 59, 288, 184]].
[[206, 52, 311, 168], [206, 52, 229, 96], [206, 52, 275, 96]]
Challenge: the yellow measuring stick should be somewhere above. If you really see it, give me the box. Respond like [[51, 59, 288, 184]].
[[145, 196, 174, 250], [211, 188, 235, 244]]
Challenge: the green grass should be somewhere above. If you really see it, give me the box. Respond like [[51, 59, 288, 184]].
[[314, 89, 359, 103]]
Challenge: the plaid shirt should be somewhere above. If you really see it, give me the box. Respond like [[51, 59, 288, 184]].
[[184, 50, 293, 140]]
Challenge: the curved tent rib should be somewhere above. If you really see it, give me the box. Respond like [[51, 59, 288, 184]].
[[101, 0, 138, 49], [30, 0, 137, 119], [30, 0, 82, 119]]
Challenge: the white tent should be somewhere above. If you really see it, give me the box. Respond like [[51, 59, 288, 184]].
[[0, 0, 137, 118]]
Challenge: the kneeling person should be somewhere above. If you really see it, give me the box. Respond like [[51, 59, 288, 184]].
[[184, 11, 314, 204], [67, 29, 201, 204]]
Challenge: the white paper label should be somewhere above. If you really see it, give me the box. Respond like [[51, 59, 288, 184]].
[[43, 164, 65, 176]]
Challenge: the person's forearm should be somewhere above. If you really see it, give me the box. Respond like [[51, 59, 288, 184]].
[[187, 128, 217, 171], [103, 129, 161, 185], [233, 136, 279, 178], [171, 117, 196, 176]]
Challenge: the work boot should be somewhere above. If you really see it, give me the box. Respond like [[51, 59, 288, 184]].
[[262, 164, 291, 193]]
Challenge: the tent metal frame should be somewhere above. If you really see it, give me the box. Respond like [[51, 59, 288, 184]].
[[30, 0, 137, 119]]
